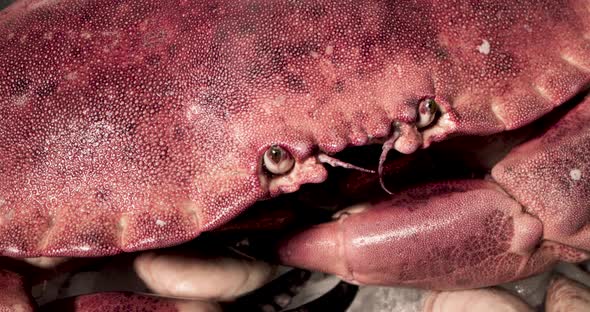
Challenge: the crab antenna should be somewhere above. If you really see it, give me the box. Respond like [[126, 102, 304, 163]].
[[317, 153, 375, 173], [378, 127, 401, 195]]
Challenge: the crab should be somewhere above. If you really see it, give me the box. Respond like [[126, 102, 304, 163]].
[[0, 0, 589, 311]]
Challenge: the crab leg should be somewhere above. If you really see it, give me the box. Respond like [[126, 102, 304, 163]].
[[39, 293, 215, 312], [0, 270, 34, 311], [278, 96, 590, 290]]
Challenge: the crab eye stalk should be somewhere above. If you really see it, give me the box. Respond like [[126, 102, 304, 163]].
[[263, 145, 295, 175], [416, 98, 439, 129]]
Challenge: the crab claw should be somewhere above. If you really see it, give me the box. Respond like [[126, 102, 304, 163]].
[[278, 96, 590, 290], [279, 179, 570, 289]]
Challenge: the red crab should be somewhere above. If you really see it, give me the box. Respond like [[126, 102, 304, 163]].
[[0, 0, 589, 311]]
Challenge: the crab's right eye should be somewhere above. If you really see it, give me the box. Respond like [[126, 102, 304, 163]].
[[417, 98, 439, 129], [263, 145, 294, 175]]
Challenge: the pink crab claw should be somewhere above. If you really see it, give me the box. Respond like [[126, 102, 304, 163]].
[[278, 95, 590, 289]]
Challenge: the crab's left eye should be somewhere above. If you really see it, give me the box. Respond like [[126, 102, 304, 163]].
[[263, 145, 295, 175], [416, 98, 439, 128]]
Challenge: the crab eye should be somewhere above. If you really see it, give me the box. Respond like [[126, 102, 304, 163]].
[[416, 98, 439, 129], [263, 145, 295, 175]]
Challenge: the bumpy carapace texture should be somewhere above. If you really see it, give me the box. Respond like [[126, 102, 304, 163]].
[[0, 0, 589, 257]]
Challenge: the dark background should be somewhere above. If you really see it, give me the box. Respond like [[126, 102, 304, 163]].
[[0, 0, 12, 10]]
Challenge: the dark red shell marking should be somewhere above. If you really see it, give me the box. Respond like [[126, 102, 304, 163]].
[[0, 0, 589, 256]]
